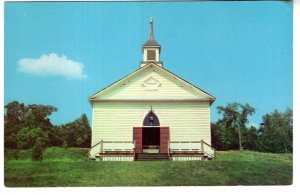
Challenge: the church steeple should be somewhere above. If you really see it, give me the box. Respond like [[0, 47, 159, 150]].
[[141, 17, 163, 67], [149, 17, 154, 41], [145, 17, 159, 46]]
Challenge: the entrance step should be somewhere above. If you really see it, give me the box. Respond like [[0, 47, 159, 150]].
[[136, 153, 170, 161], [143, 149, 159, 153]]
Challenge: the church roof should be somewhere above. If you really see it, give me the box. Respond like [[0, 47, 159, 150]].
[[89, 63, 215, 104], [143, 39, 160, 47]]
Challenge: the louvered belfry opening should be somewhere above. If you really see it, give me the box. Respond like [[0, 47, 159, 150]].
[[147, 50, 156, 61]]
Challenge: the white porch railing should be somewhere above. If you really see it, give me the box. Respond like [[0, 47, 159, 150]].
[[90, 139, 215, 160], [89, 140, 134, 159], [201, 140, 215, 159], [170, 141, 203, 152], [89, 140, 102, 158], [102, 141, 134, 152], [169, 140, 215, 159]]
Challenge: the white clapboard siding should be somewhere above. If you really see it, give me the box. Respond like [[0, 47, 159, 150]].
[[91, 101, 211, 146], [94, 65, 209, 100]]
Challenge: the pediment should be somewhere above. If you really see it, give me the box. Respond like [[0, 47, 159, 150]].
[[90, 64, 215, 102], [142, 77, 162, 91]]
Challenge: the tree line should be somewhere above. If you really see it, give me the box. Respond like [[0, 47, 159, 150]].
[[211, 102, 293, 153], [4, 101, 91, 158], [4, 101, 293, 159]]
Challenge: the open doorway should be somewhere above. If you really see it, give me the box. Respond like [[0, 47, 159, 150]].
[[142, 127, 160, 153]]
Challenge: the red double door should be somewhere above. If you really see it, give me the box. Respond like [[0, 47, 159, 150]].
[[133, 127, 169, 154]]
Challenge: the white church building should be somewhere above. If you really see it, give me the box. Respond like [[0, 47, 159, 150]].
[[89, 18, 215, 161]]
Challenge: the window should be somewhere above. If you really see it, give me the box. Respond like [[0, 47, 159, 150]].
[[147, 50, 156, 61]]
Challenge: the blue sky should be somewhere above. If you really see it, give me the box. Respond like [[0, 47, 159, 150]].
[[4, 1, 292, 127]]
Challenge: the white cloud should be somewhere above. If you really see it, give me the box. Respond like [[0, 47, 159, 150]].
[[18, 53, 87, 80]]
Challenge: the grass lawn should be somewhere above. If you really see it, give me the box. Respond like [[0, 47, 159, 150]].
[[4, 147, 293, 186]]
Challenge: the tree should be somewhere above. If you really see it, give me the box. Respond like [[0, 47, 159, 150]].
[[216, 102, 255, 150], [211, 120, 239, 150], [32, 136, 46, 161], [15, 127, 48, 149], [58, 114, 91, 147], [211, 122, 221, 150], [243, 126, 258, 151], [4, 101, 91, 149], [257, 108, 293, 153], [4, 101, 57, 149], [4, 101, 27, 137]]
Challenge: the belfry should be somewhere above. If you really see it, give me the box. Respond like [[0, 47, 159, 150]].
[[141, 17, 163, 67]]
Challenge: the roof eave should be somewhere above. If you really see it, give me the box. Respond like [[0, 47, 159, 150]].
[[88, 63, 153, 100], [89, 63, 216, 103], [142, 44, 161, 47]]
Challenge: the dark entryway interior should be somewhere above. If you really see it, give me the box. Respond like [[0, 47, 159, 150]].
[[142, 127, 160, 148]]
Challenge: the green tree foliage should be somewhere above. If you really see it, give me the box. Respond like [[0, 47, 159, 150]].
[[32, 136, 46, 161], [215, 102, 255, 150], [32, 145, 44, 161], [212, 103, 293, 153], [57, 114, 91, 148], [16, 127, 48, 149], [10, 126, 48, 161], [242, 126, 258, 151], [211, 121, 237, 150], [4, 101, 91, 149], [257, 108, 293, 153], [4, 101, 57, 149]]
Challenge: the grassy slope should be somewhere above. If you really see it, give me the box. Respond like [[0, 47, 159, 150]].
[[4, 148, 293, 186]]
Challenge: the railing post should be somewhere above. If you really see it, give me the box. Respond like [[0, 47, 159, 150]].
[[100, 140, 103, 161], [213, 147, 216, 160], [201, 140, 205, 160], [133, 140, 136, 161], [168, 140, 170, 159], [100, 140, 103, 153], [88, 148, 92, 159]]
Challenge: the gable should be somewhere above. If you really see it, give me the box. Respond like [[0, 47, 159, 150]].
[[90, 63, 215, 102]]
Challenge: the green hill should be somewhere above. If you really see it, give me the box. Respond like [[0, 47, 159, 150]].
[[4, 147, 292, 186]]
